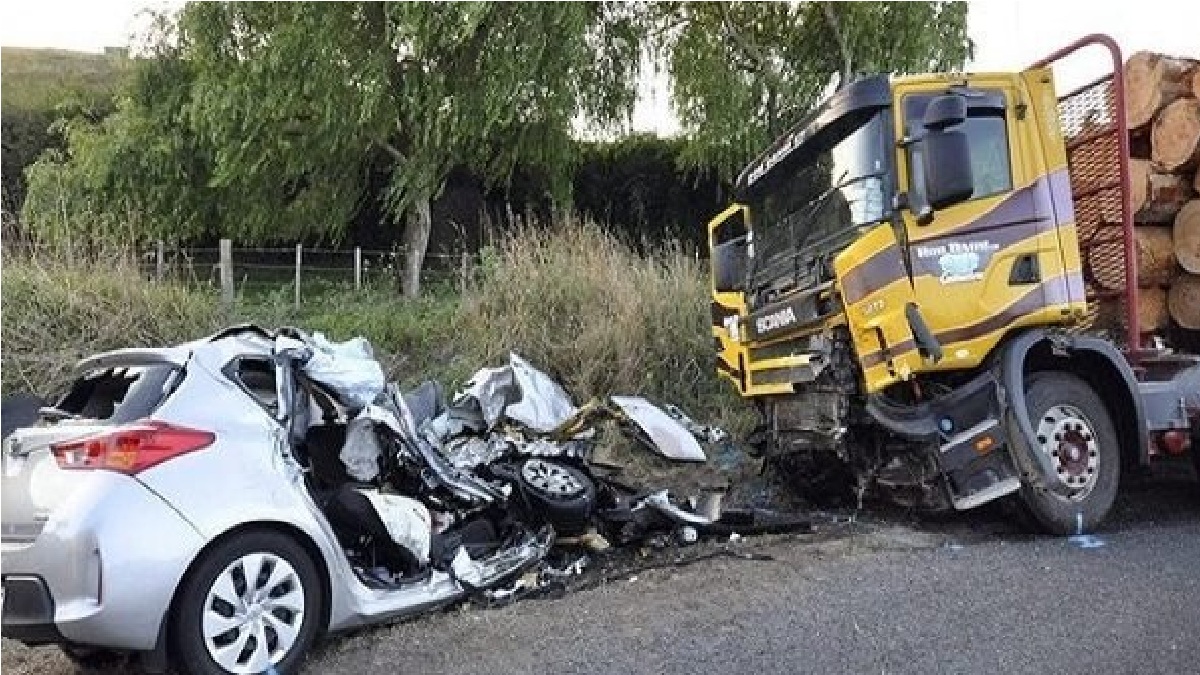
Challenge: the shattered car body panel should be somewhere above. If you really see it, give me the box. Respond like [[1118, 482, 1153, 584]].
[[610, 396, 708, 462], [505, 353, 578, 432]]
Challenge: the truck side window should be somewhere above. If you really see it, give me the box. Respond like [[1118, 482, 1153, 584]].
[[905, 92, 1013, 202], [713, 208, 747, 245]]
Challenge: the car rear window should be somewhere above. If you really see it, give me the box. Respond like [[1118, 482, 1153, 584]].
[[54, 364, 181, 424]]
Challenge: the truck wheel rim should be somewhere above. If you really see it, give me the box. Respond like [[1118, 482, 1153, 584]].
[[522, 459, 584, 498], [202, 552, 306, 674], [1035, 404, 1100, 501]]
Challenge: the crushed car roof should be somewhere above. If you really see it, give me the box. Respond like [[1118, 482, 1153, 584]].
[[74, 325, 275, 374]]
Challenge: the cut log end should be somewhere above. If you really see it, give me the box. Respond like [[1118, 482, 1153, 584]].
[[1130, 158, 1195, 224], [1151, 97, 1200, 172], [1176, 200, 1200, 274], [1130, 158, 1150, 215], [1138, 287, 1170, 332], [1135, 165, 1193, 223], [1169, 274, 1200, 330], [1089, 226, 1177, 290], [1125, 51, 1200, 131]]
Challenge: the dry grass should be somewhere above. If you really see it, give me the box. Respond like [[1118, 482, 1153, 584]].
[[1, 248, 224, 396], [2, 219, 756, 431], [455, 218, 755, 433]]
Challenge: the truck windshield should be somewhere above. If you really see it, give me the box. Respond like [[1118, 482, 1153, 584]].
[[748, 111, 892, 275]]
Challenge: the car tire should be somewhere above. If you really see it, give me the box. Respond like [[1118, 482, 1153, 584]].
[[517, 459, 596, 536], [1018, 372, 1120, 535], [172, 529, 323, 675]]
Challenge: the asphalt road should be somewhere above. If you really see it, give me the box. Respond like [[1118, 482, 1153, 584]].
[[4, 473, 1198, 675]]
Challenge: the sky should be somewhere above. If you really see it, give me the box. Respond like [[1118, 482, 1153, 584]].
[[2, 0, 1197, 135]]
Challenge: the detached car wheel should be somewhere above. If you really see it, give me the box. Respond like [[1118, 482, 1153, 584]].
[[1018, 372, 1120, 535], [518, 459, 596, 535], [173, 530, 323, 675]]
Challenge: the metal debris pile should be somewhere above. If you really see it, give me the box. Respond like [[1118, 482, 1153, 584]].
[[283, 331, 808, 599]]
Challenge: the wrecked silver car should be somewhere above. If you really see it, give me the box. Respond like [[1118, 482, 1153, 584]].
[[1, 325, 724, 674]]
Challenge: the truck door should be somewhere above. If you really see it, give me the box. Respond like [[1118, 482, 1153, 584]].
[[709, 205, 750, 394], [893, 77, 1071, 370], [833, 221, 926, 393]]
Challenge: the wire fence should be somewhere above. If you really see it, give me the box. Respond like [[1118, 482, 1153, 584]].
[[2, 237, 479, 307], [156, 242, 484, 305]]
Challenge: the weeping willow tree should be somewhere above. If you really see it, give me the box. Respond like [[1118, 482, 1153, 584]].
[[652, 1, 973, 180], [24, 2, 645, 296]]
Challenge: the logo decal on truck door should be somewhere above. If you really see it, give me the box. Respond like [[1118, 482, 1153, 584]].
[[915, 240, 1000, 284]]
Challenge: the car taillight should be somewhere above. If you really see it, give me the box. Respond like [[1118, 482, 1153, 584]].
[[51, 421, 215, 474]]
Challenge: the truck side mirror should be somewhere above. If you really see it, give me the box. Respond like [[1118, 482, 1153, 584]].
[[922, 128, 974, 209], [712, 236, 747, 293], [921, 95, 975, 210], [923, 93, 967, 131]]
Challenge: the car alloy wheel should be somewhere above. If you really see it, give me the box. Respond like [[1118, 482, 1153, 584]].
[[201, 552, 306, 674], [521, 458, 587, 499]]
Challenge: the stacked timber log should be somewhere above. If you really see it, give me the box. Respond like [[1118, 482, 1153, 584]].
[[1107, 51, 1200, 334]]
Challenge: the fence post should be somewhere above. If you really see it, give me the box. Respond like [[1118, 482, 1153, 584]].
[[219, 239, 234, 308], [354, 246, 363, 291], [155, 239, 165, 281], [294, 244, 303, 310]]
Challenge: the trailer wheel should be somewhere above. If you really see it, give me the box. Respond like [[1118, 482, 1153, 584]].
[[1018, 372, 1120, 535]]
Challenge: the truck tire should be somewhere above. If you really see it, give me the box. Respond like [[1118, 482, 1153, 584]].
[[1018, 372, 1120, 535], [172, 530, 324, 675]]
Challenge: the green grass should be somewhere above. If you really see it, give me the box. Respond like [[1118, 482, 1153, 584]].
[[1, 221, 756, 434], [1, 47, 128, 113]]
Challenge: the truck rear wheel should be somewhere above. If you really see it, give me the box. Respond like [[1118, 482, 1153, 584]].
[[1018, 372, 1120, 535]]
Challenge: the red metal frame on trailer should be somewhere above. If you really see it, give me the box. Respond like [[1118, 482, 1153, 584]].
[[1031, 34, 1140, 360]]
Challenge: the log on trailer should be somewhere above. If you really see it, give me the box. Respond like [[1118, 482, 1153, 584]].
[[1090, 225, 1176, 289], [1169, 273, 1200, 329], [1152, 97, 1200, 172], [1137, 286, 1171, 332], [1176, 200, 1200, 274], [1130, 158, 1193, 223], [1125, 51, 1200, 131]]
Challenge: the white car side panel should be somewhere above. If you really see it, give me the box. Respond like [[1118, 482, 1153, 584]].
[[1, 471, 205, 650]]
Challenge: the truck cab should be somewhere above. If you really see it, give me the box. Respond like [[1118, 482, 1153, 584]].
[[709, 35, 1200, 533]]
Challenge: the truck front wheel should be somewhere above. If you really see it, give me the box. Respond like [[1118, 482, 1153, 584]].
[[1018, 372, 1120, 534]]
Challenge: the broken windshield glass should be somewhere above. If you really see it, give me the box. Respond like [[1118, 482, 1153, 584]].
[[747, 111, 892, 292]]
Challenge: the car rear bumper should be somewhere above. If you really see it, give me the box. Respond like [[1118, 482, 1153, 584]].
[[1, 575, 61, 644], [1, 472, 206, 651]]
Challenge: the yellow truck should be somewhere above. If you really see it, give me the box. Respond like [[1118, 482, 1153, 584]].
[[708, 35, 1200, 533]]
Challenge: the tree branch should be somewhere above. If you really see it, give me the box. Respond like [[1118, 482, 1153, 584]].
[[821, 2, 853, 90], [719, 5, 769, 75]]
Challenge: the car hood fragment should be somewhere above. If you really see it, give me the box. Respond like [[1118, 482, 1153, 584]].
[[609, 396, 708, 462]]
